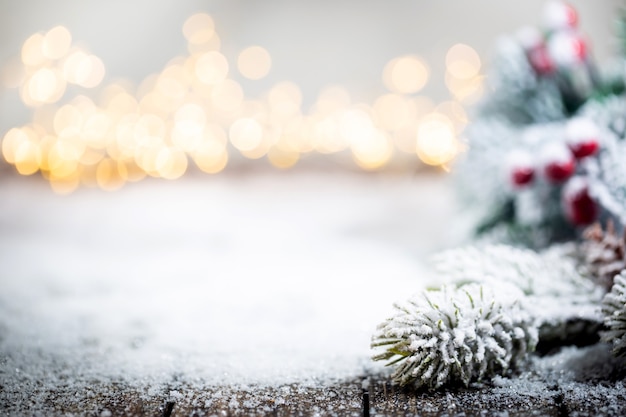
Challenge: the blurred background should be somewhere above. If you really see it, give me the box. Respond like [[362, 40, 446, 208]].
[[0, 0, 622, 193]]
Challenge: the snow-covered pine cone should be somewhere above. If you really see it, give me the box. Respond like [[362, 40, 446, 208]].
[[602, 271, 626, 357], [582, 220, 626, 291], [371, 284, 537, 390]]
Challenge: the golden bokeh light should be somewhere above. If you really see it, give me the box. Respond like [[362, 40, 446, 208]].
[[121, 160, 147, 182], [54, 104, 83, 136], [80, 55, 106, 88], [105, 90, 139, 116], [26, 67, 66, 105], [187, 34, 222, 55], [383, 55, 429, 95], [393, 124, 419, 154], [1, 15, 485, 192], [192, 125, 229, 173], [268, 146, 299, 169], [211, 79, 244, 112], [229, 118, 263, 152], [268, 81, 302, 123], [313, 115, 346, 154], [193, 144, 228, 174], [21, 32, 46, 67], [183, 13, 216, 45], [14, 139, 42, 175], [79, 148, 105, 166], [114, 114, 141, 161], [47, 142, 80, 178], [69, 96, 97, 121], [55, 134, 86, 162], [134, 114, 166, 145], [416, 113, 460, 166], [339, 108, 374, 143], [63, 50, 105, 88], [63, 50, 90, 83], [195, 51, 229, 86], [373, 94, 416, 131], [446, 43, 481, 80], [96, 158, 126, 191], [167, 62, 194, 88], [42, 26, 72, 60], [445, 72, 484, 104], [155, 146, 188, 180], [36, 134, 56, 172], [82, 112, 112, 149], [2, 128, 25, 164], [351, 129, 393, 170], [155, 69, 188, 103], [175, 103, 206, 134], [238, 46, 272, 80]]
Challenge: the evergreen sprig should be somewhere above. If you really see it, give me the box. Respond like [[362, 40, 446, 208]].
[[431, 243, 595, 299], [431, 244, 603, 342]]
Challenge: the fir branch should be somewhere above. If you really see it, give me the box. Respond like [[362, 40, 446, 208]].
[[430, 243, 603, 346], [431, 244, 595, 299], [371, 284, 537, 390]]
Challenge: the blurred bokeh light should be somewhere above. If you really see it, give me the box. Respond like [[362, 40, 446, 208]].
[[0, 0, 620, 192]]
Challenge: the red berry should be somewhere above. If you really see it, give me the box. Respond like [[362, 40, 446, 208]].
[[541, 143, 576, 183], [562, 177, 597, 226], [568, 140, 598, 159], [506, 150, 535, 189], [548, 31, 588, 68], [545, 159, 575, 182], [572, 36, 587, 61], [528, 46, 555, 75], [565, 5, 578, 27], [565, 117, 600, 159], [543, 1, 579, 31], [512, 167, 535, 187]]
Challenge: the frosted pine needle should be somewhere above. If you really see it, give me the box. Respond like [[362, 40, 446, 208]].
[[431, 243, 593, 299], [371, 284, 538, 390], [602, 271, 626, 357], [430, 243, 603, 343]]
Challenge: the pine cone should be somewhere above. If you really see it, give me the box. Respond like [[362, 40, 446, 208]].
[[582, 220, 626, 291], [602, 271, 626, 357], [371, 284, 537, 390]]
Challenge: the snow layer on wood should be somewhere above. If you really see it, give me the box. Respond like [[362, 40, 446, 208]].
[[0, 172, 458, 391]]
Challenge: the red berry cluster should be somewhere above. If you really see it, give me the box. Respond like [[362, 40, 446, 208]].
[[506, 117, 600, 225], [517, 1, 588, 75]]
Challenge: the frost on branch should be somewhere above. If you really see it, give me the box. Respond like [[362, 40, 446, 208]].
[[431, 244, 595, 299], [602, 271, 626, 357], [479, 37, 566, 124], [431, 244, 603, 345], [371, 284, 537, 390], [578, 98, 626, 227]]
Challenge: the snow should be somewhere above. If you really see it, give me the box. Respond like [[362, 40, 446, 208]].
[[0, 171, 459, 392], [566, 117, 599, 144]]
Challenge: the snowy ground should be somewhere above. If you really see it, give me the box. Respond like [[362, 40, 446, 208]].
[[2, 171, 626, 416], [0, 171, 464, 407]]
